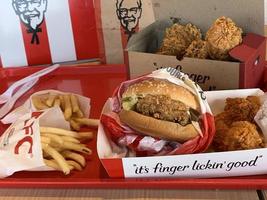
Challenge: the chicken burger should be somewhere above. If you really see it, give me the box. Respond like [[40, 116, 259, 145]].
[[119, 78, 201, 143]]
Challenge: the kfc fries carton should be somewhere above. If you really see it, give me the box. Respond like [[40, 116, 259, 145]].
[[98, 84, 267, 178], [1, 90, 90, 125], [126, 0, 266, 91], [0, 105, 93, 178], [0, 107, 69, 178]]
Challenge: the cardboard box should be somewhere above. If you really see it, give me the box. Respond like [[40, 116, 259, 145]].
[[97, 88, 267, 178], [127, 0, 266, 91], [95, 0, 155, 64], [0, 0, 99, 68]]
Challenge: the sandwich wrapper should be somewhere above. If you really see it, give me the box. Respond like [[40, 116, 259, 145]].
[[1, 90, 91, 125], [100, 68, 215, 157]]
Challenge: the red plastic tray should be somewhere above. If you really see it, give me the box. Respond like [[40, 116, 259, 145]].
[[1, 65, 267, 189]]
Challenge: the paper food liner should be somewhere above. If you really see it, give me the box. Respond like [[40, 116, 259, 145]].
[[254, 94, 267, 142], [99, 68, 215, 157], [1, 90, 91, 125], [0, 107, 70, 178]]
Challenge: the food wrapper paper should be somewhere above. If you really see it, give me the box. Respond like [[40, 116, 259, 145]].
[[0, 107, 70, 178], [99, 68, 215, 157], [254, 94, 267, 142], [1, 90, 91, 125]]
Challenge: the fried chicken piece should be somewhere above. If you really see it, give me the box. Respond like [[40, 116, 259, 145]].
[[184, 40, 208, 59], [224, 96, 261, 123], [247, 95, 261, 108], [206, 16, 243, 60], [213, 96, 264, 151], [213, 121, 264, 151], [184, 24, 202, 42], [158, 23, 202, 58]]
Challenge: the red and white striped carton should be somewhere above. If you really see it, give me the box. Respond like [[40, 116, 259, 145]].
[[0, 0, 99, 68], [95, 0, 155, 64], [0, 107, 70, 178], [97, 68, 216, 178]]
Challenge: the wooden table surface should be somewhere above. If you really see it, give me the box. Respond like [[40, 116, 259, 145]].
[[0, 189, 262, 200]]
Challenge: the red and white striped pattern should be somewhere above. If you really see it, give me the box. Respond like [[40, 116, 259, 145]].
[[0, 0, 99, 68]]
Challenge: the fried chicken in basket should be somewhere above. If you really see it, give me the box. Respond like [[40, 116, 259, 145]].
[[214, 121, 264, 151], [224, 96, 261, 124], [213, 96, 265, 151], [157, 23, 202, 59], [206, 16, 243, 60], [184, 40, 209, 59]]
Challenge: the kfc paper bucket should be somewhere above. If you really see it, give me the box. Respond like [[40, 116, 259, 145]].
[[97, 86, 267, 179]]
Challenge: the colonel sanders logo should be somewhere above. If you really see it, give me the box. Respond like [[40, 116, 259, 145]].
[[12, 0, 48, 44], [116, 0, 142, 40]]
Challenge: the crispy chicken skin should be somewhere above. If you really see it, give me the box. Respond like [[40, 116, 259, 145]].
[[136, 94, 191, 126], [214, 121, 264, 151], [157, 23, 202, 59], [213, 96, 264, 151], [184, 40, 209, 59], [224, 96, 261, 123], [206, 16, 243, 60]]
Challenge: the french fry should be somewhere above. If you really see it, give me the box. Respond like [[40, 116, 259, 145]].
[[70, 119, 81, 131], [46, 94, 57, 107], [61, 141, 92, 155], [41, 133, 64, 145], [77, 132, 94, 140], [73, 118, 99, 127], [66, 160, 82, 171], [53, 98, 61, 107], [41, 136, 51, 144], [42, 151, 50, 158], [74, 110, 84, 118], [61, 150, 86, 167], [59, 95, 65, 111], [40, 127, 80, 138], [70, 94, 80, 113], [43, 159, 61, 170], [42, 143, 71, 175], [32, 96, 49, 110], [63, 95, 72, 120], [70, 94, 84, 118], [44, 159, 74, 171], [61, 136, 80, 144]]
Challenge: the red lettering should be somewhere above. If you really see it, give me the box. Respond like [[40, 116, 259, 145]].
[[14, 136, 33, 154], [23, 120, 34, 135], [13, 114, 41, 155], [32, 112, 43, 119]]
